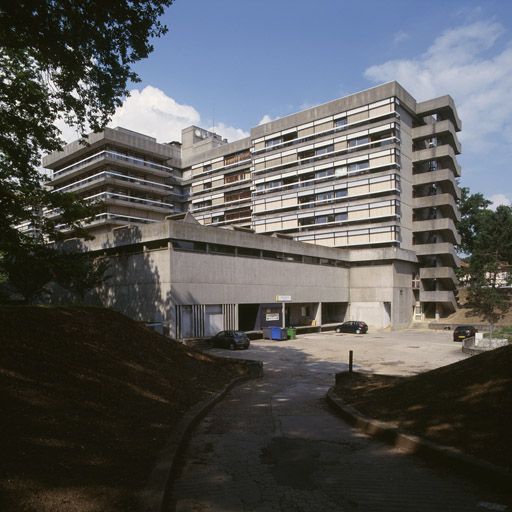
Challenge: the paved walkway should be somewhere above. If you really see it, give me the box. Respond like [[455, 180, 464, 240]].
[[168, 333, 510, 511]]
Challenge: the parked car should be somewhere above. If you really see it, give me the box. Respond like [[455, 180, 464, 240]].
[[335, 321, 368, 334], [453, 325, 477, 342], [211, 330, 250, 350]]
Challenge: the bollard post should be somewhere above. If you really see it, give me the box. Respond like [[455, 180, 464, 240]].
[[349, 350, 353, 373]]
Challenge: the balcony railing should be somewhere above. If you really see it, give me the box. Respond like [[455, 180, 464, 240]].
[[53, 170, 174, 194], [52, 150, 176, 180]]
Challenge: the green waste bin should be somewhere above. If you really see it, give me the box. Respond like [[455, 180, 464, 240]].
[[287, 327, 296, 340]]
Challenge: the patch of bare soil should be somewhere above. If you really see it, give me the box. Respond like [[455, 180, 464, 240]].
[[333, 344, 512, 470], [0, 306, 246, 511]]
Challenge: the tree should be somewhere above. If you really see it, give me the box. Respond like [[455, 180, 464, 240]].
[[461, 203, 512, 336], [456, 186, 492, 255], [0, 0, 173, 251], [53, 252, 111, 302], [0, 242, 110, 304]]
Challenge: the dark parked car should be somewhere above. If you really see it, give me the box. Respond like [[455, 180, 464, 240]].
[[211, 330, 250, 350], [335, 321, 368, 334], [453, 325, 477, 342]]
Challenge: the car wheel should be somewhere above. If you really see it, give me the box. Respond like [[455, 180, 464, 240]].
[[356, 329, 361, 334], [229, 342, 235, 350], [335, 328, 341, 333]]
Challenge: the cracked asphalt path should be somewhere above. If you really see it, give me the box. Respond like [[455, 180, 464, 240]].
[[167, 333, 510, 511]]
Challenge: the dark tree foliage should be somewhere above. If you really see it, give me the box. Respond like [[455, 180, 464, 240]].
[[0, 242, 110, 304], [456, 186, 492, 256], [460, 198, 512, 333], [0, 0, 173, 249]]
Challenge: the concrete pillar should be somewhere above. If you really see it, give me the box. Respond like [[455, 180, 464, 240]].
[[315, 302, 322, 326]]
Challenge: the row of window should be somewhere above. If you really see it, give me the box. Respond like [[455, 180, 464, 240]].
[[171, 239, 348, 267]]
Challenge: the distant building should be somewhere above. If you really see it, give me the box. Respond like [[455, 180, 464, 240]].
[[43, 82, 462, 327]]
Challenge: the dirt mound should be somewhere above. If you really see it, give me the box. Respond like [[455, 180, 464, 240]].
[[0, 306, 245, 511], [334, 344, 512, 469]]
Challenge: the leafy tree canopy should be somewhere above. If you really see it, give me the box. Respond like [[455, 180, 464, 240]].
[[0, 0, 172, 250], [456, 186, 492, 256], [458, 192, 512, 330]]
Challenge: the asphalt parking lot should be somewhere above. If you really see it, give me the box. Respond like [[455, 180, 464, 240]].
[[213, 328, 470, 376], [171, 329, 501, 512]]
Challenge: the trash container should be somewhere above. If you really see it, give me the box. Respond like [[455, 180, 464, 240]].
[[271, 326, 287, 340], [287, 327, 296, 339], [262, 327, 272, 340]]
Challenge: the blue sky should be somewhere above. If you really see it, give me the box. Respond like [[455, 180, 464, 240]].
[[65, 0, 512, 206]]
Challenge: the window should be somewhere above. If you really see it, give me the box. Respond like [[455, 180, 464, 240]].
[[335, 188, 347, 198], [283, 131, 297, 142], [299, 148, 315, 160], [348, 160, 369, 173], [284, 253, 301, 262], [203, 182, 212, 190], [303, 255, 319, 264], [315, 168, 335, 179], [334, 117, 348, 129], [316, 191, 334, 202], [224, 149, 251, 166], [225, 207, 251, 221], [315, 145, 334, 156], [203, 164, 212, 173], [265, 136, 282, 148], [173, 240, 207, 252], [194, 200, 211, 209], [209, 243, 236, 255], [225, 170, 249, 184], [348, 136, 369, 148], [238, 247, 260, 258], [225, 190, 250, 203]]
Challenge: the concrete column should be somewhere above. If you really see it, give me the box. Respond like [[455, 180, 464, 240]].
[[315, 302, 322, 326]]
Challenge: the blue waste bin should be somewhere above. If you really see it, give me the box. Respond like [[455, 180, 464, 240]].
[[271, 326, 287, 340]]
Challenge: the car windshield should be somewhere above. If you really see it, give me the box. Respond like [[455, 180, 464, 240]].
[[233, 332, 246, 339]]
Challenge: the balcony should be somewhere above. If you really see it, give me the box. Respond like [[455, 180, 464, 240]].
[[51, 150, 177, 186], [413, 194, 461, 222], [53, 170, 174, 198], [412, 145, 461, 177], [413, 168, 461, 199], [413, 218, 461, 245], [88, 192, 173, 215], [412, 120, 461, 154], [416, 95, 462, 131], [419, 266, 458, 290], [414, 242, 460, 266], [419, 290, 457, 312]]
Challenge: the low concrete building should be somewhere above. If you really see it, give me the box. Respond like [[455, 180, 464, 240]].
[[65, 215, 417, 338]]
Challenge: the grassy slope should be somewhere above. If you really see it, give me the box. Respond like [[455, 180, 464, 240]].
[[334, 344, 512, 469], [0, 306, 244, 512]]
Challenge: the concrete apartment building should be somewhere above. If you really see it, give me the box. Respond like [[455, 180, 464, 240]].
[[43, 127, 185, 234], [43, 82, 462, 334]]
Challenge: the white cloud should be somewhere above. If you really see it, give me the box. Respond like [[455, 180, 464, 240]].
[[109, 85, 200, 142], [489, 194, 511, 210], [56, 85, 248, 144], [258, 114, 276, 125], [364, 21, 512, 152], [364, 21, 512, 199], [393, 31, 410, 45]]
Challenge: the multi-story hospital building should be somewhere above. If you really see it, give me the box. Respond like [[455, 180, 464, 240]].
[[42, 82, 462, 337]]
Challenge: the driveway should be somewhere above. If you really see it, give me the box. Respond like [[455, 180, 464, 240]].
[[167, 330, 509, 511]]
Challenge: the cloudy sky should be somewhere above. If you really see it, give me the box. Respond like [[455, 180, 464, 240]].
[[60, 0, 512, 207]]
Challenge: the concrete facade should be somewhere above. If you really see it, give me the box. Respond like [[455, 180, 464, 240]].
[[63, 216, 416, 338], [44, 82, 462, 326]]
